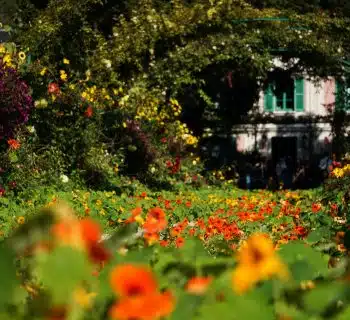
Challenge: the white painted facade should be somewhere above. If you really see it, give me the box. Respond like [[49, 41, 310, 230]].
[[232, 77, 336, 161]]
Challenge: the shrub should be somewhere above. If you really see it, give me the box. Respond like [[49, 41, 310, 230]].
[[0, 48, 33, 143]]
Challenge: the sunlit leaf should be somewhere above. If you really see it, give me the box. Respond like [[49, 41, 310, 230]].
[[38, 247, 91, 305]]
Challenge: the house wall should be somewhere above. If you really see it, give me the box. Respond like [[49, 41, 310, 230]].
[[232, 123, 332, 160], [253, 77, 334, 115], [232, 77, 336, 160]]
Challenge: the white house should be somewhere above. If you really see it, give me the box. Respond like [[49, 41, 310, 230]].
[[231, 61, 341, 165]]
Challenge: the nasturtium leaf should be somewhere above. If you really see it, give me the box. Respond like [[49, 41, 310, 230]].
[[170, 293, 204, 320], [38, 247, 91, 305], [335, 305, 350, 320], [275, 301, 310, 320], [230, 295, 275, 320], [290, 260, 317, 282], [303, 283, 346, 315], [279, 242, 329, 278], [306, 230, 323, 244], [197, 302, 236, 320], [0, 245, 19, 306], [181, 238, 210, 262]]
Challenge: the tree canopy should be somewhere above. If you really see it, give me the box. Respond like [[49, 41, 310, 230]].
[[2, 0, 350, 133]]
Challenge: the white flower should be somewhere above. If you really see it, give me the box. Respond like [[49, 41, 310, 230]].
[[27, 126, 35, 133], [150, 166, 156, 173], [60, 174, 69, 183], [102, 59, 112, 69]]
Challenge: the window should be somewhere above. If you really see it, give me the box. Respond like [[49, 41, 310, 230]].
[[264, 77, 304, 112]]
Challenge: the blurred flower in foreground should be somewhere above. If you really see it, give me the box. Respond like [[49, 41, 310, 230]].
[[186, 276, 213, 295], [232, 233, 289, 294], [143, 207, 167, 233], [109, 264, 175, 320], [51, 215, 110, 264]]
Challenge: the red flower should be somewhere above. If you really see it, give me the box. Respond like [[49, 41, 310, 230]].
[[48, 82, 60, 95], [311, 203, 321, 213], [7, 139, 21, 150], [166, 160, 173, 168], [176, 237, 185, 248], [159, 240, 169, 247], [51, 218, 110, 264], [294, 225, 308, 238], [185, 201, 192, 208], [84, 106, 93, 118]]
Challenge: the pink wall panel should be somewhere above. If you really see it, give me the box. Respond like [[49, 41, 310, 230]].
[[324, 78, 336, 110], [236, 135, 245, 152]]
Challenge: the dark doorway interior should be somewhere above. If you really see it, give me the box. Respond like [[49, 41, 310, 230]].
[[272, 136, 297, 168]]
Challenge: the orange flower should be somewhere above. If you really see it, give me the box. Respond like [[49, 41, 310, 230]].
[[7, 139, 21, 150], [186, 276, 212, 295], [109, 291, 174, 320], [110, 264, 158, 297], [143, 207, 167, 233]]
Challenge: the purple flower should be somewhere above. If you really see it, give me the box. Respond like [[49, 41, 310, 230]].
[[0, 59, 33, 139]]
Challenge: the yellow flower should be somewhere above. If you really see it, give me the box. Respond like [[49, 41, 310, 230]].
[[73, 287, 96, 309], [0, 44, 5, 53], [134, 215, 144, 225], [96, 199, 102, 206], [17, 216, 25, 225], [63, 58, 70, 64], [3, 54, 11, 64], [18, 51, 26, 61], [59, 70, 67, 81], [232, 233, 289, 294], [40, 67, 47, 76]]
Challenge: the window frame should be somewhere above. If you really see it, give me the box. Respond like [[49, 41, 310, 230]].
[[264, 76, 304, 113]]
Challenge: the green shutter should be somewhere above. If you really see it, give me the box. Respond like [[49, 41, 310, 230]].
[[335, 79, 346, 111], [294, 78, 304, 112], [264, 83, 274, 112]]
